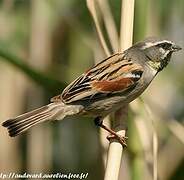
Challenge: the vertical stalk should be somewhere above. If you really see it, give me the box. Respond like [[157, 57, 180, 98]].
[[104, 0, 135, 180], [120, 0, 135, 50]]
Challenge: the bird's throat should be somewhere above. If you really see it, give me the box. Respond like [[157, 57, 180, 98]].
[[147, 61, 161, 71]]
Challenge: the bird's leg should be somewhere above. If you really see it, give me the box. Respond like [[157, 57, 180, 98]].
[[94, 117, 127, 147]]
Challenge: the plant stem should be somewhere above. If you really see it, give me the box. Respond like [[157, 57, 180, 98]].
[[104, 0, 135, 180]]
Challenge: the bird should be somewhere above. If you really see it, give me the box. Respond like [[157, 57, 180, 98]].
[[2, 37, 181, 146]]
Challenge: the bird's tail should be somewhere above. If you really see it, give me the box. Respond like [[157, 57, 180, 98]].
[[2, 102, 71, 137]]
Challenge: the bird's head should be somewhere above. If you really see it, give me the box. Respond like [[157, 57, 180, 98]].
[[134, 37, 182, 71]]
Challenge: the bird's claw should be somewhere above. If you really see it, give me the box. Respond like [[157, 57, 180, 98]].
[[106, 134, 128, 147]]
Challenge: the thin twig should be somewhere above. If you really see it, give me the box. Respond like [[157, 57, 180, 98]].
[[144, 99, 184, 145], [139, 100, 158, 180], [97, 0, 119, 52], [141, 101, 184, 179], [138, 98, 184, 180], [86, 0, 110, 56], [153, 130, 158, 180], [86, 0, 111, 166], [168, 120, 184, 144]]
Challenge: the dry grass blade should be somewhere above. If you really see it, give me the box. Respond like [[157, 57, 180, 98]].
[[130, 99, 157, 180], [87, 0, 111, 166], [138, 100, 158, 180], [139, 99, 184, 180], [153, 130, 158, 180], [147, 101, 184, 145], [168, 120, 184, 145], [86, 0, 110, 56], [97, 0, 119, 52]]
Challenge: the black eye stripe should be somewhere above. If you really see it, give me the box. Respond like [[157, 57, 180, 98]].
[[156, 43, 171, 49]]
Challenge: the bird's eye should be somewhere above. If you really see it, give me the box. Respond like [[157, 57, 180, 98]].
[[157, 43, 171, 49], [163, 43, 171, 49]]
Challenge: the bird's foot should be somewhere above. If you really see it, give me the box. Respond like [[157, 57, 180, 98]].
[[94, 117, 128, 147], [107, 134, 128, 147]]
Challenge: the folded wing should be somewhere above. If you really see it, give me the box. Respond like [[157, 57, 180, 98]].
[[52, 53, 143, 104]]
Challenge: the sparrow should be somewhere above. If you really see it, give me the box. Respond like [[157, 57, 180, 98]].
[[2, 37, 181, 146]]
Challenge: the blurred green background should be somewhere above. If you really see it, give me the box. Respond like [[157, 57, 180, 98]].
[[0, 0, 184, 180]]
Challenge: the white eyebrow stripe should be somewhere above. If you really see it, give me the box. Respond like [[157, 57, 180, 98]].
[[141, 40, 173, 50]]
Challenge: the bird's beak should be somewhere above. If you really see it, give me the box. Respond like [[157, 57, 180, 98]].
[[172, 44, 182, 52]]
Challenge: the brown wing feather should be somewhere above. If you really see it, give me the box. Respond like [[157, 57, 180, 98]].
[[51, 52, 143, 104], [91, 63, 143, 92], [91, 78, 134, 92]]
